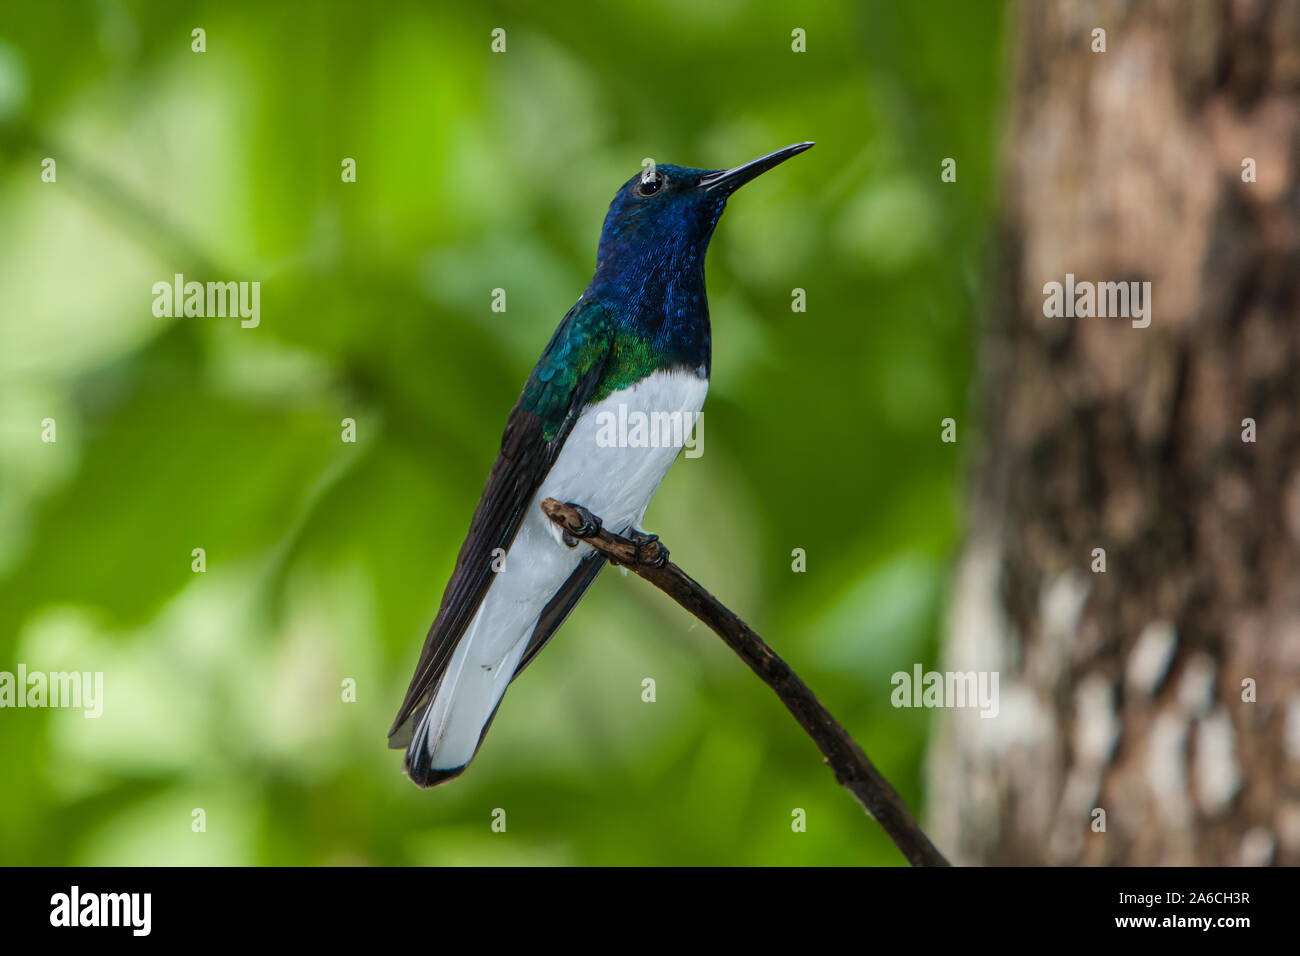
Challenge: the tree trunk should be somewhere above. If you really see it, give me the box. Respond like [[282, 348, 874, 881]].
[[928, 0, 1300, 866]]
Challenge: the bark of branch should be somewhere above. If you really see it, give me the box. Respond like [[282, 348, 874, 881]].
[[540, 497, 951, 867]]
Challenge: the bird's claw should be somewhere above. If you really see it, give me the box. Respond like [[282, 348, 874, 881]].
[[628, 529, 668, 567], [564, 502, 603, 538]]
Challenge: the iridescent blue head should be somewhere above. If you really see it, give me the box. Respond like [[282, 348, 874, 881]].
[[585, 142, 813, 372], [592, 142, 814, 284]]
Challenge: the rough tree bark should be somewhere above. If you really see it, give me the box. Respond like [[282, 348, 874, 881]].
[[928, 0, 1300, 865]]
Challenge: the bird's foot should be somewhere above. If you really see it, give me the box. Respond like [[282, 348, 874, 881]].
[[628, 529, 669, 568], [561, 502, 603, 547]]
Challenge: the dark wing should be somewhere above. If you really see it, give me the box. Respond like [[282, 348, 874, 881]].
[[388, 298, 612, 747], [426, 551, 608, 781], [513, 550, 606, 677]]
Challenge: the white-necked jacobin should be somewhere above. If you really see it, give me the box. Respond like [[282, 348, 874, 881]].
[[389, 142, 814, 786]]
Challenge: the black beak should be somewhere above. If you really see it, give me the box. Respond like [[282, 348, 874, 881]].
[[697, 142, 814, 195]]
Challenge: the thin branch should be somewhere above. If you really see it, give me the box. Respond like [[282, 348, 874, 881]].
[[541, 498, 951, 867]]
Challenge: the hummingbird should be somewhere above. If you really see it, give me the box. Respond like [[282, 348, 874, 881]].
[[389, 142, 814, 786]]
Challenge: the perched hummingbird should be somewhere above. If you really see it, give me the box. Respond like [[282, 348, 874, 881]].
[[389, 142, 814, 786]]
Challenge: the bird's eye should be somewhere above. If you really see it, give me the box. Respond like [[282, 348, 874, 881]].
[[638, 170, 663, 196]]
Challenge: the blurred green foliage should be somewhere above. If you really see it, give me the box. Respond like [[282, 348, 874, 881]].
[[0, 0, 1004, 865]]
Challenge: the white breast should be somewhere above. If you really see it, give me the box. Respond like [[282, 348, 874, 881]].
[[418, 368, 708, 771], [538, 367, 709, 536]]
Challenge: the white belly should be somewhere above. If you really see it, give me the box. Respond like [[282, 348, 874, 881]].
[[537, 367, 709, 535], [422, 368, 708, 768]]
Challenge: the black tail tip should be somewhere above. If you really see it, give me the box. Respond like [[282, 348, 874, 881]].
[[404, 749, 468, 789]]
